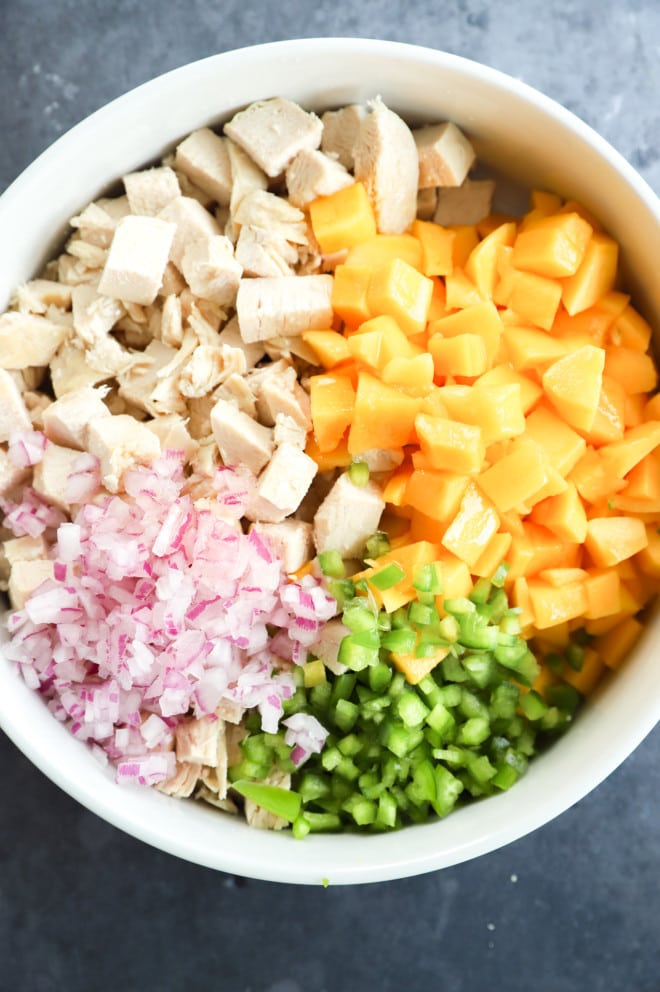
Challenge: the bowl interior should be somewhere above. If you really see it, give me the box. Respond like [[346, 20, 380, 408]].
[[1, 39, 659, 884]]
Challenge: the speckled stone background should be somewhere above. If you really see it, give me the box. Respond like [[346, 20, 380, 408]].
[[1, 3, 660, 991]]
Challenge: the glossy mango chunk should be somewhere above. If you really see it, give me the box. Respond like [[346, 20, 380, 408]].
[[512, 212, 593, 278], [309, 372, 356, 453], [309, 182, 377, 253], [366, 258, 434, 337], [441, 482, 500, 568], [542, 344, 605, 433], [415, 413, 485, 474], [348, 372, 421, 454]]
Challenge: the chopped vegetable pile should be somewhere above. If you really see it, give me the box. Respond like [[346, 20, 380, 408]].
[[0, 94, 658, 835]]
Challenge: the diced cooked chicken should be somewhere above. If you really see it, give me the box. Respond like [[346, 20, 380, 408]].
[[56, 252, 100, 287], [175, 714, 220, 766], [218, 315, 265, 370], [210, 397, 274, 474], [416, 187, 438, 221], [309, 618, 349, 675], [144, 413, 198, 461], [174, 128, 232, 205], [8, 559, 55, 610], [157, 761, 201, 798], [273, 412, 307, 450], [0, 369, 33, 441], [0, 312, 67, 370], [214, 371, 257, 418], [321, 104, 366, 170], [66, 237, 108, 270], [226, 139, 268, 215], [160, 293, 183, 348], [123, 166, 181, 216], [255, 442, 317, 521], [160, 262, 187, 297], [354, 97, 419, 234], [32, 442, 86, 511], [188, 436, 220, 478], [225, 97, 323, 179], [178, 344, 245, 399], [98, 215, 176, 305], [434, 178, 496, 226], [0, 448, 30, 496], [285, 148, 353, 208], [42, 385, 110, 450], [69, 199, 129, 249], [250, 518, 314, 573], [157, 196, 222, 270], [313, 472, 385, 558], [235, 226, 295, 278], [50, 341, 110, 397], [234, 190, 308, 248], [194, 785, 238, 813], [117, 339, 183, 416], [219, 700, 246, 730], [85, 413, 161, 493], [180, 236, 242, 305], [13, 279, 73, 314], [253, 363, 311, 430], [236, 274, 333, 344], [414, 122, 476, 189], [3, 535, 47, 567], [242, 767, 291, 830], [23, 391, 52, 430], [71, 284, 125, 345]]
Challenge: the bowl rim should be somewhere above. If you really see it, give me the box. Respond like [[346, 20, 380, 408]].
[[1, 37, 659, 885]]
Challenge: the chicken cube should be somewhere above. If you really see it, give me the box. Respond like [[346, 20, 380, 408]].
[[256, 442, 317, 521], [313, 472, 385, 558], [157, 761, 201, 798], [354, 97, 419, 235], [32, 442, 87, 511], [175, 715, 221, 767], [226, 139, 268, 215], [0, 448, 30, 496], [158, 196, 222, 270], [3, 534, 48, 567], [0, 369, 33, 441], [273, 412, 307, 450], [414, 122, 476, 189], [225, 97, 323, 178], [254, 364, 311, 430], [123, 166, 181, 216], [236, 274, 333, 344], [14, 279, 73, 314], [117, 339, 182, 416], [434, 178, 496, 226], [8, 559, 55, 610], [42, 385, 110, 450], [235, 226, 294, 278], [180, 235, 243, 305], [285, 148, 353, 208], [98, 215, 176, 305], [0, 312, 67, 370], [210, 397, 274, 475], [71, 284, 124, 345], [321, 104, 366, 170], [86, 414, 161, 493], [250, 518, 314, 573], [174, 128, 232, 205], [218, 315, 265, 370], [144, 414, 198, 462]]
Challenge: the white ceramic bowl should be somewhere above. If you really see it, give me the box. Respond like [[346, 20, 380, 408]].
[[1, 39, 659, 885]]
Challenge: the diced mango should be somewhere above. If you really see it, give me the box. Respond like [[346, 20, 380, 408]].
[[411, 220, 455, 277], [355, 540, 444, 612], [381, 354, 435, 395], [531, 482, 588, 544], [382, 462, 414, 507], [542, 344, 605, 433], [344, 233, 423, 271], [636, 525, 660, 577], [583, 375, 626, 446], [472, 531, 513, 579], [415, 413, 485, 474], [404, 469, 469, 523], [348, 372, 421, 454], [503, 325, 571, 371], [625, 453, 660, 501], [444, 267, 485, 309], [477, 439, 549, 513], [561, 232, 618, 315], [309, 182, 377, 253], [527, 578, 588, 629], [332, 265, 372, 326], [428, 333, 488, 378], [366, 258, 434, 337], [476, 363, 543, 414], [599, 421, 660, 480], [524, 405, 587, 477], [604, 346, 658, 394], [391, 644, 451, 685], [309, 372, 356, 453], [561, 646, 605, 695], [428, 301, 503, 367], [583, 568, 622, 619], [611, 304, 653, 352], [449, 225, 480, 267], [305, 432, 352, 472], [441, 482, 500, 568], [569, 448, 625, 504], [585, 516, 648, 568], [594, 616, 643, 669], [465, 221, 517, 299], [507, 270, 563, 331], [302, 329, 352, 369]]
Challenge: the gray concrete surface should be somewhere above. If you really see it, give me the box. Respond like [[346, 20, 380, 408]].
[[1, 2, 660, 990]]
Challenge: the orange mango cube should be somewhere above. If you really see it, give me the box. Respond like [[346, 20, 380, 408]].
[[366, 258, 434, 337], [309, 182, 377, 254]]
